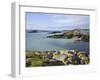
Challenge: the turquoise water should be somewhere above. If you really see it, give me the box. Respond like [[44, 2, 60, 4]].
[[26, 32, 89, 54]]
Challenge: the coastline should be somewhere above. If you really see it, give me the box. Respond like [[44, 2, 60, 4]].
[[26, 50, 90, 67]]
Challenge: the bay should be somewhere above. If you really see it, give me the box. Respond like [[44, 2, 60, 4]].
[[26, 32, 89, 54]]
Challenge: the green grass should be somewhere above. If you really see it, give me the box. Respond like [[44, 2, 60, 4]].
[[26, 52, 43, 67], [31, 58, 43, 67]]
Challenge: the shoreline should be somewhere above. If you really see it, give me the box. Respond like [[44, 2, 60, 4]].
[[26, 50, 89, 67]]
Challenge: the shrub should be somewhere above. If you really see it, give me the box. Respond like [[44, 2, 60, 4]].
[[66, 33, 73, 39], [81, 35, 89, 42]]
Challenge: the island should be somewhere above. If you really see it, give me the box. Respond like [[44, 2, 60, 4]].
[[47, 29, 89, 42]]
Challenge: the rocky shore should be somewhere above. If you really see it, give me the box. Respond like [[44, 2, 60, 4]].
[[26, 50, 89, 67]]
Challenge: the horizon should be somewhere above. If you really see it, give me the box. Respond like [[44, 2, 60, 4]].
[[26, 28, 89, 31]]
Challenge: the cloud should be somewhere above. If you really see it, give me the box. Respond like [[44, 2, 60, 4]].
[[50, 14, 89, 25]]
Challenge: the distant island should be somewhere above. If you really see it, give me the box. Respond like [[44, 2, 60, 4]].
[[26, 30, 53, 33]]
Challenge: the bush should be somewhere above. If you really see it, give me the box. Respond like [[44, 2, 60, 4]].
[[66, 33, 73, 39], [81, 35, 89, 42]]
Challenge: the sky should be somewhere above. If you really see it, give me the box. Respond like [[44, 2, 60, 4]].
[[26, 12, 90, 31]]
